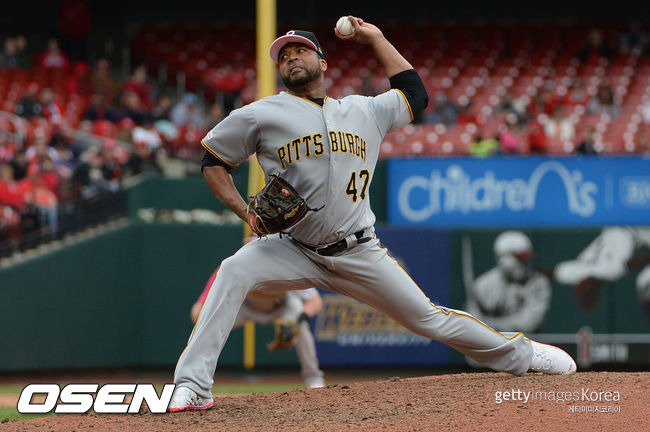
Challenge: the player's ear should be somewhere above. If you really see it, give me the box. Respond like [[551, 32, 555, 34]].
[[320, 59, 327, 72]]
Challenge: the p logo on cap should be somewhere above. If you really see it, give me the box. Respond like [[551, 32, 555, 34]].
[[269, 30, 325, 63]]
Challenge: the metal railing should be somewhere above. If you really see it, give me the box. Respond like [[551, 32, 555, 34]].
[[0, 190, 128, 258]]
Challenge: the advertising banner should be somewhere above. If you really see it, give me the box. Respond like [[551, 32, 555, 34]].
[[449, 227, 650, 367], [388, 157, 650, 227]]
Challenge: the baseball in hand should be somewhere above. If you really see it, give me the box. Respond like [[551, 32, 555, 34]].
[[336, 16, 354, 36]]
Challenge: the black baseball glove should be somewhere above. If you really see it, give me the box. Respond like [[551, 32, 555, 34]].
[[247, 173, 318, 236], [267, 319, 300, 351]]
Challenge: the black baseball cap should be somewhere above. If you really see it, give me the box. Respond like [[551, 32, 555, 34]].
[[269, 30, 325, 63]]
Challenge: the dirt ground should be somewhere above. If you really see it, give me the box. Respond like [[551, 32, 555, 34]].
[[3, 371, 648, 431]]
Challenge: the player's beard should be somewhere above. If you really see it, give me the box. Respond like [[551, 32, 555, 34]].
[[281, 64, 322, 91]]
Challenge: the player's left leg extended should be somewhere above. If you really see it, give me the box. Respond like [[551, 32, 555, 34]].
[[325, 239, 573, 375]]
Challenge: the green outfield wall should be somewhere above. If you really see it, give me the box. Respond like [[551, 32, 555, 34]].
[[0, 222, 245, 371]]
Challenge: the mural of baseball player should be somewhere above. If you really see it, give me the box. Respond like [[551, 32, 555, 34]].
[[191, 266, 326, 389], [463, 231, 552, 333], [552, 226, 650, 315]]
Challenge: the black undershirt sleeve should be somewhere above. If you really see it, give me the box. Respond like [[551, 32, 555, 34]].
[[389, 69, 429, 114], [201, 150, 233, 173]]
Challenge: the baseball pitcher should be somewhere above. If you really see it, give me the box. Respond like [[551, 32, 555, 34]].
[[168, 16, 576, 413]]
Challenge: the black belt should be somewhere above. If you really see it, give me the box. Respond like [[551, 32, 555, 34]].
[[294, 230, 371, 256]]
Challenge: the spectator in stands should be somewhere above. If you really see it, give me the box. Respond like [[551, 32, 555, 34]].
[[29, 162, 55, 190], [0, 164, 38, 243], [0, 135, 15, 164], [210, 63, 246, 115], [642, 99, 650, 124], [496, 92, 514, 114], [0, 37, 19, 69], [153, 119, 178, 147], [107, 143, 131, 175], [152, 95, 173, 121], [70, 119, 102, 150], [496, 92, 528, 125], [14, 35, 30, 69], [92, 119, 117, 139], [38, 87, 64, 125], [469, 134, 498, 157], [499, 123, 520, 155], [577, 28, 614, 63], [530, 84, 562, 118], [100, 139, 125, 179], [14, 83, 42, 119], [90, 58, 118, 102], [65, 61, 92, 95], [123, 65, 153, 110], [636, 129, 650, 155], [0, 164, 32, 213], [527, 121, 548, 154], [587, 83, 620, 118], [109, 90, 145, 124], [0, 203, 20, 233], [125, 139, 163, 177], [38, 38, 70, 71], [204, 103, 224, 129], [115, 118, 136, 144], [618, 22, 649, 56], [576, 127, 598, 155], [544, 105, 575, 141], [50, 135, 76, 189], [22, 163, 58, 235], [564, 78, 589, 107], [456, 98, 477, 125], [132, 115, 162, 152], [84, 93, 111, 121], [9, 149, 29, 180], [72, 146, 119, 199], [26, 136, 59, 166], [170, 93, 206, 128], [424, 91, 458, 126]]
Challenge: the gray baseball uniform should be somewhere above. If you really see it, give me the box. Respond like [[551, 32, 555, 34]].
[[173, 87, 535, 398]]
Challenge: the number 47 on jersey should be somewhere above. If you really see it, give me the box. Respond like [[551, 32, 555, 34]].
[[346, 169, 370, 202]]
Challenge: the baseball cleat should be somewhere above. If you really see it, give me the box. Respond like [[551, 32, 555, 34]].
[[305, 377, 326, 389], [167, 386, 214, 413], [528, 341, 577, 375]]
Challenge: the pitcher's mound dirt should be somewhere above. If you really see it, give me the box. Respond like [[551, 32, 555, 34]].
[[6, 371, 649, 431]]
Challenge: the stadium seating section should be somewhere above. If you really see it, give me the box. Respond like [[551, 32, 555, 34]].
[[2, 21, 650, 158], [130, 21, 650, 157]]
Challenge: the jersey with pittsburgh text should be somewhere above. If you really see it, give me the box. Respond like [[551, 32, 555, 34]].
[[202, 90, 412, 246]]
